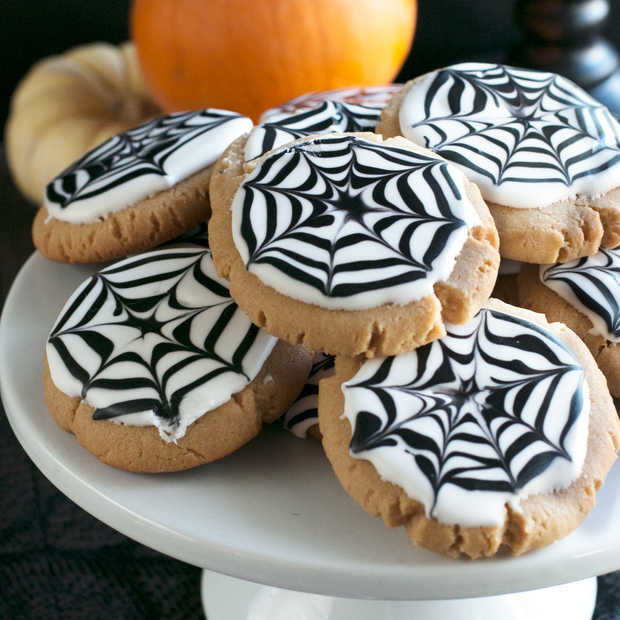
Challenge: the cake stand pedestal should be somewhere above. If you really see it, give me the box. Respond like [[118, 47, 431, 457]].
[[1, 254, 618, 620], [201, 572, 596, 620]]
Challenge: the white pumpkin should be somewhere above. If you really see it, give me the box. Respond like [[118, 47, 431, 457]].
[[5, 42, 160, 203]]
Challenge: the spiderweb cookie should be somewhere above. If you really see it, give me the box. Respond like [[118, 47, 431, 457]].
[[260, 85, 401, 123], [319, 299, 619, 558], [377, 63, 620, 263], [33, 109, 252, 263], [519, 249, 620, 396], [43, 238, 311, 472], [209, 132, 499, 357], [247, 85, 401, 162]]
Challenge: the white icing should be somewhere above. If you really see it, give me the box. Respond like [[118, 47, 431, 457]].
[[232, 134, 481, 311], [540, 248, 620, 342], [399, 63, 620, 209], [45, 109, 252, 224], [341, 308, 589, 527], [46, 242, 277, 442]]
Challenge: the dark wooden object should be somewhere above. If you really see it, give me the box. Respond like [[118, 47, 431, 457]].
[[512, 0, 620, 115]]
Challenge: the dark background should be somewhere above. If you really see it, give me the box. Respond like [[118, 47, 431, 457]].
[[2, 2, 620, 619], [2, 0, 619, 131]]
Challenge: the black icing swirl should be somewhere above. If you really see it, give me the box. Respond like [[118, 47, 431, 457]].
[[246, 100, 383, 161], [237, 135, 475, 304], [407, 63, 620, 188], [47, 239, 272, 434], [283, 353, 335, 437], [346, 308, 586, 509], [541, 247, 620, 339], [46, 109, 247, 208]]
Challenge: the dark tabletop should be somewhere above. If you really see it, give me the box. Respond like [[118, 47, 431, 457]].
[[1, 149, 620, 620], [0, 151, 203, 619]]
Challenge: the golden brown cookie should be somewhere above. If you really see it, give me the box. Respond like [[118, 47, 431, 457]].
[[246, 85, 402, 162], [33, 109, 252, 263], [519, 254, 620, 396], [44, 341, 309, 473], [319, 299, 620, 558], [377, 64, 620, 264], [259, 85, 401, 123], [43, 238, 312, 472], [209, 131, 499, 358]]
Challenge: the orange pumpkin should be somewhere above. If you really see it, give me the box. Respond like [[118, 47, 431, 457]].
[[131, 0, 416, 121]]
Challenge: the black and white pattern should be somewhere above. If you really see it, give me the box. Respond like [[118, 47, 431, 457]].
[[400, 63, 620, 208], [541, 247, 620, 342], [283, 353, 335, 438], [45, 109, 252, 223], [46, 242, 276, 441], [259, 85, 401, 123], [232, 134, 480, 310], [245, 100, 384, 161], [342, 308, 588, 526]]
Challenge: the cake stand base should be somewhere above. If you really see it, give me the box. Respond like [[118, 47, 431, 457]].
[[201, 571, 597, 620]]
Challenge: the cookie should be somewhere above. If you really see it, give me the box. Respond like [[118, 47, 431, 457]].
[[209, 132, 499, 358], [33, 109, 252, 263], [319, 299, 620, 559], [43, 238, 311, 472], [282, 353, 335, 440], [376, 63, 620, 263], [519, 251, 620, 396], [246, 99, 388, 162], [246, 85, 402, 163], [260, 85, 402, 123]]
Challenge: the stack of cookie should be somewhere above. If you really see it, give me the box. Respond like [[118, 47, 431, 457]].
[[37, 108, 314, 472], [35, 63, 620, 560], [377, 62, 620, 398]]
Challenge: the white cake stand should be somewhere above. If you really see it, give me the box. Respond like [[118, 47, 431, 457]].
[[1, 253, 618, 620]]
